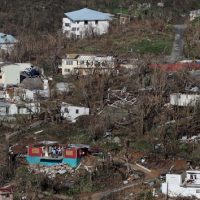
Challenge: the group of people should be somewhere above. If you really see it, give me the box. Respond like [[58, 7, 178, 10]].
[[51, 146, 63, 157]]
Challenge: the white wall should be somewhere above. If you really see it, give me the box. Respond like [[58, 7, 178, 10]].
[[162, 172, 200, 198], [0, 102, 40, 116], [61, 55, 114, 75], [186, 171, 200, 184], [166, 174, 183, 185], [61, 104, 89, 122], [162, 182, 200, 198], [190, 9, 200, 21], [0, 63, 32, 86], [61, 59, 78, 75], [8, 104, 18, 115], [170, 93, 200, 106], [0, 65, 20, 85], [0, 43, 15, 53], [63, 17, 110, 38]]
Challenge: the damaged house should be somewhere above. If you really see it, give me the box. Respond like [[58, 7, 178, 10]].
[[0, 32, 17, 53], [26, 141, 89, 168], [170, 93, 200, 106], [0, 185, 13, 200], [0, 101, 40, 116], [62, 8, 113, 38], [162, 170, 200, 198], [0, 63, 42, 86], [61, 102, 89, 122], [59, 54, 115, 76]]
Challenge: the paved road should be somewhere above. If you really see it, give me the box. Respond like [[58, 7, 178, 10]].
[[169, 24, 187, 63], [90, 180, 142, 200]]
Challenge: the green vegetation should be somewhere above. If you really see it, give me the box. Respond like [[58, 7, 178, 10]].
[[131, 38, 172, 55], [130, 140, 153, 152]]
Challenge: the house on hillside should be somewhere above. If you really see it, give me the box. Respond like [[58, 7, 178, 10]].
[[0, 63, 42, 86], [59, 54, 115, 75], [170, 93, 200, 106], [0, 33, 17, 53], [0, 84, 49, 102], [62, 8, 113, 38], [190, 9, 200, 21], [61, 102, 89, 122], [162, 170, 200, 198], [0, 185, 13, 200], [0, 101, 40, 116], [26, 141, 88, 168]]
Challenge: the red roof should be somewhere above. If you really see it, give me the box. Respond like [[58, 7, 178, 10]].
[[0, 185, 13, 193], [149, 62, 200, 72]]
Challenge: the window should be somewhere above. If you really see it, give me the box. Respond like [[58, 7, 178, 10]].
[[65, 23, 70, 27], [66, 60, 73, 65], [72, 27, 76, 31], [95, 20, 98, 25], [64, 69, 70, 72], [64, 108, 69, 113], [76, 35, 80, 39], [6, 106, 9, 114], [0, 75, 2, 79], [5, 193, 10, 197], [77, 21, 79, 24], [84, 20, 88, 25], [76, 109, 79, 114], [77, 28, 79, 31]]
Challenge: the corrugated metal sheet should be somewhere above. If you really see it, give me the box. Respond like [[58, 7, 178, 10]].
[[64, 8, 112, 21]]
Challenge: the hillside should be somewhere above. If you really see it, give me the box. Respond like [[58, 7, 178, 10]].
[[1, 1, 200, 199], [1, 0, 200, 34]]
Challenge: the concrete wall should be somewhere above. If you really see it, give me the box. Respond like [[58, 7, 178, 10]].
[[0, 63, 32, 86], [61, 59, 78, 75], [162, 172, 200, 198], [63, 17, 110, 38], [0, 102, 40, 116], [170, 93, 200, 106], [162, 182, 200, 198], [61, 104, 89, 122], [166, 174, 183, 185]]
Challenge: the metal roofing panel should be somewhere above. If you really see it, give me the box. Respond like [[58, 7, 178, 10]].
[[64, 8, 112, 21]]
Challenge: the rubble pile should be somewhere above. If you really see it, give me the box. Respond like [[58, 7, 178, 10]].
[[29, 164, 73, 179]]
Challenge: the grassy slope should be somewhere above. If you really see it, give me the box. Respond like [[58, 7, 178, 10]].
[[66, 20, 173, 56]]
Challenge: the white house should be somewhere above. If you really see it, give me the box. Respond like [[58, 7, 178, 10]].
[[190, 9, 200, 21], [0, 32, 17, 53], [62, 8, 112, 38], [162, 170, 200, 198], [0, 63, 35, 86], [60, 54, 115, 75], [0, 101, 40, 116], [61, 102, 89, 123], [170, 93, 200, 106]]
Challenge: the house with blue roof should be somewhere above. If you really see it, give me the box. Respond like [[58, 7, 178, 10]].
[[0, 33, 17, 53], [62, 8, 113, 38]]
